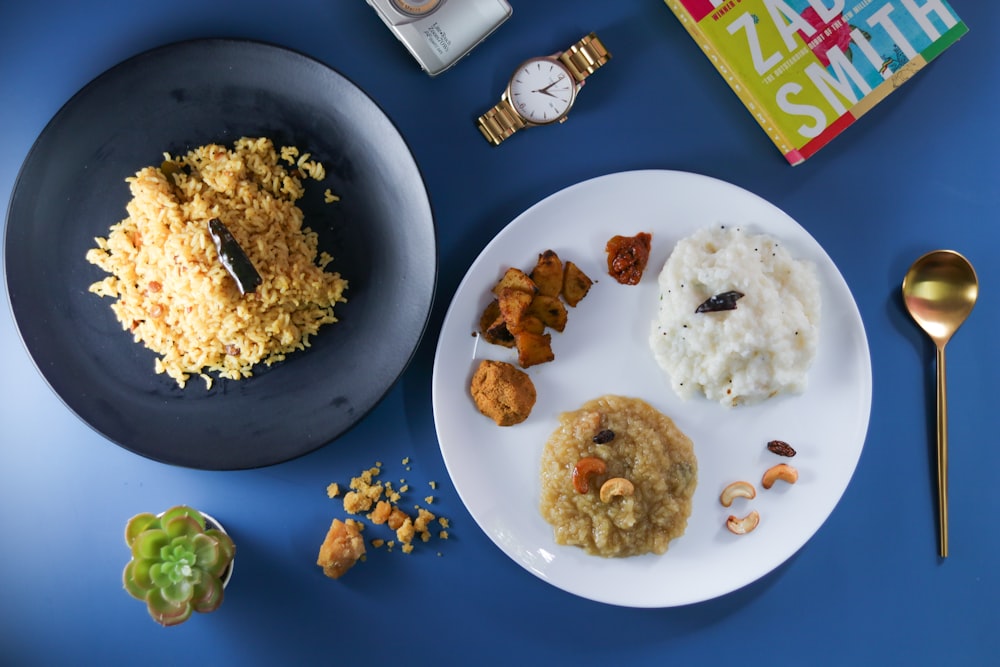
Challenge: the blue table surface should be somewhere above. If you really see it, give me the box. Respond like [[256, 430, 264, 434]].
[[2, 1, 997, 664]]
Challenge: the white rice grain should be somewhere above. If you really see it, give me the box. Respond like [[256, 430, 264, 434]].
[[649, 224, 820, 407]]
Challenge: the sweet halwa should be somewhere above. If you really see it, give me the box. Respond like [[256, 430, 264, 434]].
[[540, 395, 698, 557]]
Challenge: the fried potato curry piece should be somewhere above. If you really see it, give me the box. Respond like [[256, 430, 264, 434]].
[[477, 250, 593, 368], [562, 260, 593, 306], [530, 249, 563, 297]]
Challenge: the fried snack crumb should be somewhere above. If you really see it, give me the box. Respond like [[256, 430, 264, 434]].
[[368, 500, 392, 525], [387, 507, 410, 530], [470, 359, 537, 426], [342, 465, 385, 514], [415, 509, 434, 533], [325, 459, 451, 565], [396, 518, 416, 544], [342, 491, 367, 514], [317, 518, 366, 579]]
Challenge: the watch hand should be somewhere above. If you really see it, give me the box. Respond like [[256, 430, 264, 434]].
[[532, 80, 564, 98]]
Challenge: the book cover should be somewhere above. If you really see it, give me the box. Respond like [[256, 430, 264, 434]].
[[664, 0, 968, 165]]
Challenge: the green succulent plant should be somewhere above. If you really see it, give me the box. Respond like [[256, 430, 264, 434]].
[[123, 505, 235, 626]]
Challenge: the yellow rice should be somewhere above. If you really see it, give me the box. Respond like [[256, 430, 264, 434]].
[[86, 136, 348, 388]]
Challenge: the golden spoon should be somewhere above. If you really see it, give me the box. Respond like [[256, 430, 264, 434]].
[[902, 250, 978, 558]]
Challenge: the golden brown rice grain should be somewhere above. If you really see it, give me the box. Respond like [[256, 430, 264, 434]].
[[86, 137, 348, 388]]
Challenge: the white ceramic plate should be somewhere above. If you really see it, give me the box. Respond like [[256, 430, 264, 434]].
[[431, 170, 871, 607]]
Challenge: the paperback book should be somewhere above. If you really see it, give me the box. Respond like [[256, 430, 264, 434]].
[[664, 0, 968, 164]]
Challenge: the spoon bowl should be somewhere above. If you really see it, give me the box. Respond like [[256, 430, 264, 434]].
[[902, 249, 978, 558], [903, 251, 978, 345]]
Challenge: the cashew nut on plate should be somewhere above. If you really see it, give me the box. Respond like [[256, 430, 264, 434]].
[[599, 477, 635, 503]]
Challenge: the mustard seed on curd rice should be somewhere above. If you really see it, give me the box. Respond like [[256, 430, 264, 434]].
[[86, 137, 348, 389]]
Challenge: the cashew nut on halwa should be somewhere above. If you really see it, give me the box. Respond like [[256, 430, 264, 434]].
[[599, 477, 635, 503], [572, 457, 607, 494]]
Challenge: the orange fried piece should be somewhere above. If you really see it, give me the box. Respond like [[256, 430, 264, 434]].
[[317, 518, 366, 579]]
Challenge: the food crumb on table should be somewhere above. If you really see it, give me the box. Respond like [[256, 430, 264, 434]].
[[317, 518, 366, 579], [319, 458, 452, 575]]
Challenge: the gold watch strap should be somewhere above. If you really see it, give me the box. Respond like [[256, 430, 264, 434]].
[[559, 32, 611, 83], [477, 98, 526, 147], [476, 32, 611, 146]]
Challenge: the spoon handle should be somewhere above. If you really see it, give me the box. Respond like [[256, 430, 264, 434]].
[[936, 345, 949, 558]]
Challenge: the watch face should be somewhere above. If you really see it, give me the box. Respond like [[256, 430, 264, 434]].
[[507, 57, 576, 124]]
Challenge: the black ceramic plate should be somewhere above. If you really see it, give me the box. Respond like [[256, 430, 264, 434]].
[[4, 39, 436, 470]]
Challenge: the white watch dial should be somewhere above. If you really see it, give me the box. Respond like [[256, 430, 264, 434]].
[[508, 57, 576, 124]]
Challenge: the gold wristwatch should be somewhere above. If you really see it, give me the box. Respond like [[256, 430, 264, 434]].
[[476, 33, 611, 146]]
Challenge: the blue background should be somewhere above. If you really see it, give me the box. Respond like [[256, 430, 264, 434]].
[[1, 1, 996, 664]]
